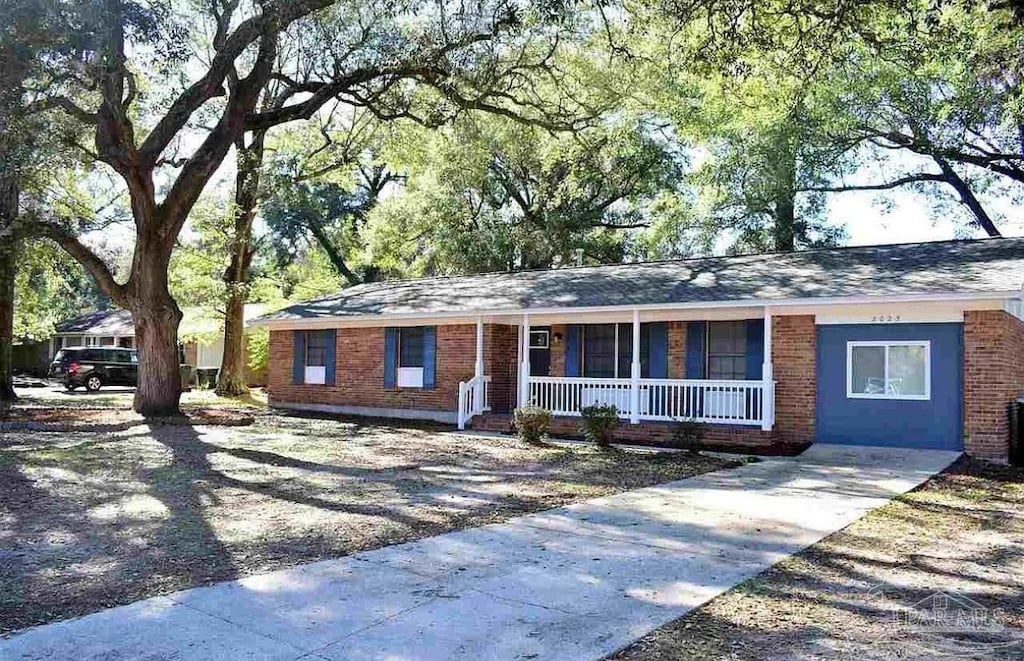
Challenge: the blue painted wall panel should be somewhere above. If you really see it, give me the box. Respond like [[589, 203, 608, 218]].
[[815, 323, 963, 450]]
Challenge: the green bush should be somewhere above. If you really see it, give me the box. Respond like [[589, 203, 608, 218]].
[[670, 418, 705, 454], [579, 404, 619, 446], [513, 406, 552, 444]]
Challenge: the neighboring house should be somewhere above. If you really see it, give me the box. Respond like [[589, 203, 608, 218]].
[[14, 305, 270, 386], [257, 238, 1024, 462]]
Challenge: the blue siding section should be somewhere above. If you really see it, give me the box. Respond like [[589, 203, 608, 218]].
[[292, 331, 306, 385], [324, 330, 337, 386], [565, 325, 581, 377], [423, 326, 437, 389], [648, 322, 668, 378], [815, 323, 963, 450], [745, 319, 764, 380], [685, 321, 706, 379], [383, 328, 397, 388]]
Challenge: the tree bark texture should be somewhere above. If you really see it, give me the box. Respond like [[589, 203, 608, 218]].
[[217, 132, 265, 397], [0, 168, 19, 403]]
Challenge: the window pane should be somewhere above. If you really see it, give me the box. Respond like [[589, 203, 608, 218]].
[[709, 355, 746, 380], [399, 327, 425, 368], [583, 324, 616, 378], [707, 321, 747, 379], [851, 346, 885, 394], [708, 321, 746, 355], [305, 330, 331, 367], [889, 345, 927, 396], [617, 323, 632, 379]]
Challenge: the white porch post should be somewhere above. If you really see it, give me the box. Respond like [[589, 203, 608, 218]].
[[762, 307, 774, 431], [630, 309, 641, 424], [518, 314, 531, 408], [475, 317, 484, 379], [474, 317, 485, 415]]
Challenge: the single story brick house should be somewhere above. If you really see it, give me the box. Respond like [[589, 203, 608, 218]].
[[258, 238, 1024, 461]]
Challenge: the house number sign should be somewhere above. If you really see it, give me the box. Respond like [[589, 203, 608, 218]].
[[870, 314, 902, 322]]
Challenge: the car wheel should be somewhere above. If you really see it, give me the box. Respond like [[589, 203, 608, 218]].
[[85, 375, 103, 392]]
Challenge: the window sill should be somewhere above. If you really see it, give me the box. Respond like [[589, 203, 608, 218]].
[[846, 393, 930, 401]]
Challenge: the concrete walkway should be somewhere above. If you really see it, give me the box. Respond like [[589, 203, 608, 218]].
[[2, 444, 959, 661]]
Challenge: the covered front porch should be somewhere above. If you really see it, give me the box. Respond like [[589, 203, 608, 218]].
[[457, 307, 777, 431]]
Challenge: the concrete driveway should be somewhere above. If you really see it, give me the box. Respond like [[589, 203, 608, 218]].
[[1, 444, 959, 661]]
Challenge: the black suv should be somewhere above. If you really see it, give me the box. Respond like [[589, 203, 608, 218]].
[[49, 347, 139, 392]]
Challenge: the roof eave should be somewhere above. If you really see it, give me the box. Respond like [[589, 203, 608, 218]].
[[254, 290, 1021, 329]]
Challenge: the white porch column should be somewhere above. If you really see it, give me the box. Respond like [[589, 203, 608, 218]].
[[474, 317, 484, 379], [762, 307, 774, 431], [518, 314, 531, 408], [630, 309, 641, 424], [474, 317, 485, 414]]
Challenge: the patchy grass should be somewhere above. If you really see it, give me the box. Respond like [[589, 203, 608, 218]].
[[0, 413, 734, 635], [608, 457, 1024, 661], [12, 386, 268, 410]]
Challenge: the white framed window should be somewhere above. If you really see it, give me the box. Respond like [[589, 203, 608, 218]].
[[529, 330, 549, 349], [304, 330, 331, 385], [846, 341, 930, 400], [397, 327, 425, 388]]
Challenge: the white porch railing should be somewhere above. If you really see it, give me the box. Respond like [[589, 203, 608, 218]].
[[457, 375, 491, 429], [528, 377, 774, 428]]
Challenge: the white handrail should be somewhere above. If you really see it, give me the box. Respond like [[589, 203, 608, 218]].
[[528, 377, 774, 427], [457, 374, 490, 429]]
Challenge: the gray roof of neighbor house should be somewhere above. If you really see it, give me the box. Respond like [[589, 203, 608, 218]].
[[54, 304, 276, 337], [262, 237, 1024, 322], [54, 309, 133, 335]]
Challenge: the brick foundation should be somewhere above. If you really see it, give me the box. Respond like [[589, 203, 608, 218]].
[[963, 310, 1024, 461], [472, 414, 804, 455]]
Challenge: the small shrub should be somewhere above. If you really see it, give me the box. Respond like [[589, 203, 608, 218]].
[[513, 406, 552, 444], [670, 418, 705, 454], [579, 404, 619, 446]]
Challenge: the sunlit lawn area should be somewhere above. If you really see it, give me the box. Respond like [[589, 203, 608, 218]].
[[0, 409, 734, 635]]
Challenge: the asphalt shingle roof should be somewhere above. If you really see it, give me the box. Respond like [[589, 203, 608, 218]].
[[263, 238, 1024, 322], [54, 309, 134, 335]]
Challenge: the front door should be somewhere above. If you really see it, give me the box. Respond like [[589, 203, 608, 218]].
[[529, 327, 551, 377]]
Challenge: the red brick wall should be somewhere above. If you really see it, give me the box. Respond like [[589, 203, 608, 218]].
[[667, 322, 686, 379], [549, 324, 566, 377], [771, 315, 816, 445], [269, 325, 478, 412], [486, 324, 519, 413], [963, 310, 1024, 460]]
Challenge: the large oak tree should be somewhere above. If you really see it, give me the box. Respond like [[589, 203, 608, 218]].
[[29, 0, 599, 415]]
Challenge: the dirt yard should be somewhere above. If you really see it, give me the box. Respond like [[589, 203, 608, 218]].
[[0, 411, 734, 635], [609, 457, 1024, 661]]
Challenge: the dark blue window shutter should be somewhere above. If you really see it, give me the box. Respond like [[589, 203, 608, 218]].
[[565, 325, 581, 377], [685, 321, 706, 379], [292, 331, 306, 385], [648, 322, 668, 378], [745, 319, 764, 380], [324, 329, 337, 386], [384, 328, 397, 388], [422, 326, 437, 389]]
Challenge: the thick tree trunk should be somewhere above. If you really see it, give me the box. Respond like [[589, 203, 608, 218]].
[[771, 140, 799, 252], [0, 171, 19, 403], [0, 234, 18, 403], [216, 133, 265, 397], [131, 293, 183, 416], [130, 229, 183, 416]]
